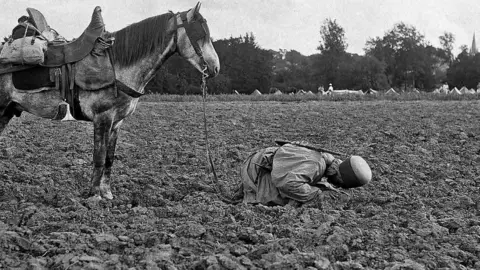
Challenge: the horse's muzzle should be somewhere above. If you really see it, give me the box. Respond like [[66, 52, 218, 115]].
[[207, 66, 219, 78]]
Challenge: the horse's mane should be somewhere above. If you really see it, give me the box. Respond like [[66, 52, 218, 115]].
[[105, 12, 175, 67]]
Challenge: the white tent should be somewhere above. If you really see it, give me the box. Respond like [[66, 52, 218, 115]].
[[296, 89, 306, 95], [385, 88, 399, 95], [464, 88, 476, 94], [306, 90, 315, 95], [251, 89, 262, 96], [450, 88, 462, 95], [412, 89, 420, 94], [273, 89, 283, 95], [432, 89, 440, 94], [234, 90, 240, 95], [469, 88, 476, 94], [365, 88, 378, 94], [460, 86, 470, 94]]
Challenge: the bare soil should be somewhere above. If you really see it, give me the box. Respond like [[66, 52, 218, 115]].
[[1, 100, 480, 269]]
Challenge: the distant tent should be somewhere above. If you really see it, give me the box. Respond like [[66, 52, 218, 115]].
[[288, 92, 295, 96], [365, 88, 378, 94], [462, 88, 475, 94], [234, 90, 240, 95], [469, 88, 476, 94], [251, 89, 262, 96], [296, 89, 306, 95], [273, 89, 283, 95], [432, 89, 440, 94], [306, 90, 315, 95], [450, 88, 462, 95], [269, 87, 279, 94], [460, 86, 470, 94], [412, 88, 420, 94], [385, 88, 398, 95]]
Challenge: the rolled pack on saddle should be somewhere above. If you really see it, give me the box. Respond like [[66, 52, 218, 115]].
[[0, 35, 47, 65], [0, 7, 116, 121]]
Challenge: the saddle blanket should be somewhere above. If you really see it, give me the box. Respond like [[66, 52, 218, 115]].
[[11, 49, 115, 91], [12, 65, 54, 90]]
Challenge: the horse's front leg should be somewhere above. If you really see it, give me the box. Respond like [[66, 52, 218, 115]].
[[90, 115, 113, 199], [103, 120, 124, 197]]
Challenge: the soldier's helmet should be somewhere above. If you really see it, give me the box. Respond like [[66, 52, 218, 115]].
[[338, 156, 372, 188]]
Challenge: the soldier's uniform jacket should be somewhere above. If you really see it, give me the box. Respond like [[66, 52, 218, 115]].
[[240, 144, 337, 206]]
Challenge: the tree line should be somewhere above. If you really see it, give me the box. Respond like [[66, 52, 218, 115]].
[[147, 20, 480, 94]]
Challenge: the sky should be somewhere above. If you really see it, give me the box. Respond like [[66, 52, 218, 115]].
[[1, 0, 479, 56]]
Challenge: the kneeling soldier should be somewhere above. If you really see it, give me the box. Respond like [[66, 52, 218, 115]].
[[233, 141, 372, 206]]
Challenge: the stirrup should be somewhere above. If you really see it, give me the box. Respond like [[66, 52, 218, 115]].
[[52, 101, 75, 121]]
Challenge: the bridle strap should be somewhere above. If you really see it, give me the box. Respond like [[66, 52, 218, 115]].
[[172, 11, 207, 65], [180, 12, 204, 61]]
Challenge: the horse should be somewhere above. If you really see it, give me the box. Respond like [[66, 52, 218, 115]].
[[0, 2, 220, 200]]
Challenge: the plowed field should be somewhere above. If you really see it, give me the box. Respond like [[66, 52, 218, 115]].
[[1, 100, 480, 269]]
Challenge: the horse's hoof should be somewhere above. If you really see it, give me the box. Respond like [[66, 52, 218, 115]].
[[102, 190, 113, 200], [95, 185, 114, 200], [84, 194, 102, 209]]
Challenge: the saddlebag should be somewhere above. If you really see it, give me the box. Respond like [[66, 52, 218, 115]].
[[0, 36, 47, 65]]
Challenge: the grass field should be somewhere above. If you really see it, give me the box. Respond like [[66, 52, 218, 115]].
[[142, 92, 480, 103], [1, 98, 480, 269]]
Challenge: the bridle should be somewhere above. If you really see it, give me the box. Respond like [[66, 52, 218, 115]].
[[171, 10, 210, 68]]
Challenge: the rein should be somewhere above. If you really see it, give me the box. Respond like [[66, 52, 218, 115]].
[[200, 66, 219, 187], [173, 11, 233, 202], [200, 66, 236, 204]]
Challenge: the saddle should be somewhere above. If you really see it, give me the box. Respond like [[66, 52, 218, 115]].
[[5, 6, 116, 121], [35, 6, 106, 67]]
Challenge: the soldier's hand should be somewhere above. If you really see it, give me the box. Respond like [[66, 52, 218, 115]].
[[315, 182, 349, 196]]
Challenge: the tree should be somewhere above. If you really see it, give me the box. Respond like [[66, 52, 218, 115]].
[[315, 19, 348, 88], [352, 55, 390, 90], [365, 22, 440, 90], [439, 32, 455, 64], [318, 18, 348, 55], [213, 33, 273, 93], [447, 49, 480, 88]]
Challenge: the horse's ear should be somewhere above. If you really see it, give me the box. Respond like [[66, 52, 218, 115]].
[[187, 2, 201, 21], [194, 2, 202, 13]]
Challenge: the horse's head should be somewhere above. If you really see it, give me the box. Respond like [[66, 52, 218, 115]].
[[172, 2, 220, 78]]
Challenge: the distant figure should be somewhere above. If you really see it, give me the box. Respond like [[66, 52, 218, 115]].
[[441, 82, 449, 92], [328, 83, 333, 92]]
